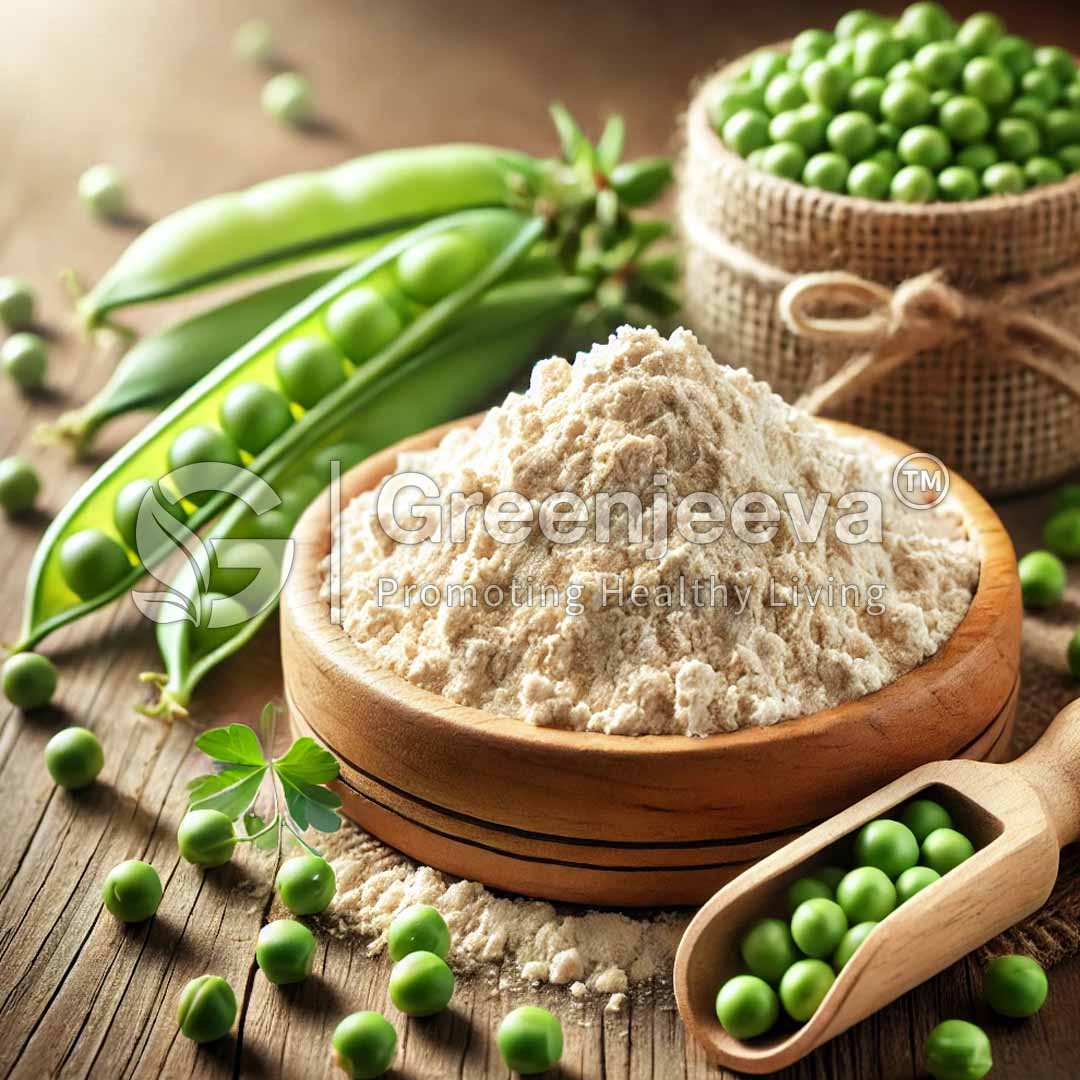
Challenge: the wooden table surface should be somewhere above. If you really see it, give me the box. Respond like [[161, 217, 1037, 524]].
[[3, 0, 1080, 1077]]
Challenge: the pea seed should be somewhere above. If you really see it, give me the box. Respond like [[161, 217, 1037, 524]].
[[848, 160, 891, 198], [791, 29, 834, 59], [955, 12, 1005, 56], [940, 96, 991, 144], [276, 854, 336, 915], [1059, 144, 1080, 173], [827, 111, 879, 160], [192, 592, 250, 653], [826, 41, 855, 69], [102, 859, 162, 922], [332, 1012, 397, 1078], [3, 652, 57, 710], [803, 151, 850, 192], [78, 164, 127, 219], [1026, 155, 1066, 187], [1045, 109, 1080, 151], [983, 954, 1048, 1018], [836, 866, 897, 922], [114, 478, 187, 550], [1018, 550, 1067, 607], [748, 50, 787, 88], [992, 35, 1036, 79], [802, 60, 852, 110], [178, 808, 237, 867], [921, 827, 976, 875], [740, 917, 799, 985], [324, 287, 403, 362], [888, 60, 929, 86], [854, 818, 919, 879], [714, 975, 779, 1039], [1010, 95, 1049, 129], [388, 950, 455, 1016], [764, 73, 808, 116], [896, 865, 941, 903], [779, 958, 835, 1021], [898, 125, 952, 170], [0, 276, 35, 329], [790, 898, 848, 958], [835, 9, 881, 41], [256, 919, 317, 985], [849, 76, 887, 118], [914, 42, 965, 89], [1, 331, 47, 391], [881, 80, 933, 128], [397, 231, 485, 304], [220, 382, 294, 454], [709, 84, 765, 130], [262, 72, 314, 126], [166, 425, 242, 505], [786, 875, 832, 913], [1021, 68, 1062, 106], [956, 142, 998, 171], [769, 108, 826, 152], [0, 456, 40, 514], [722, 108, 772, 157], [59, 529, 131, 600], [208, 537, 284, 603], [963, 57, 1014, 107], [876, 122, 903, 149], [275, 337, 346, 409], [177, 974, 237, 1043], [832, 920, 877, 970], [497, 1005, 564, 1074], [925, 1019, 992, 1080], [938, 165, 981, 201], [760, 141, 807, 180], [1034, 45, 1076, 85], [869, 147, 902, 175], [44, 726, 104, 789], [891, 164, 938, 202], [895, 3, 955, 50], [388, 904, 451, 962], [900, 798, 953, 843], [982, 160, 1026, 195], [996, 117, 1041, 161], [817, 865, 848, 892], [852, 28, 905, 80]]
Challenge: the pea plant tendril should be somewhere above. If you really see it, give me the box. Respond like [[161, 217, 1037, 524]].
[[186, 702, 341, 859]]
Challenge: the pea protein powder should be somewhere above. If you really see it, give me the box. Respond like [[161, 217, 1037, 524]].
[[327, 327, 978, 736]]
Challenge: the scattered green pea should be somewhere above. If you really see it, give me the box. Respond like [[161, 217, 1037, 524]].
[[723, 108, 773, 157], [0, 276, 35, 329], [779, 958, 835, 1022], [791, 897, 848, 958], [275, 336, 346, 409], [925, 1019, 992, 1080], [938, 165, 981, 200], [387, 904, 451, 962], [898, 125, 952, 170], [983, 954, 1048, 1018], [256, 919, 317, 985], [388, 950, 454, 1016], [396, 231, 484, 304], [983, 160, 1026, 194], [714, 975, 780, 1039], [332, 1012, 398, 1078], [102, 859, 162, 923], [233, 17, 274, 65], [497, 1006, 564, 1075], [78, 164, 127, 219], [58, 528, 131, 599], [848, 160, 892, 198], [803, 151, 850, 191], [324, 287, 403, 363], [113, 478, 186, 550], [832, 921, 878, 970], [220, 382, 294, 455], [44, 726, 104, 789], [177, 974, 237, 1043], [1018, 550, 1067, 607], [1045, 507, 1080, 560], [854, 819, 919, 879], [921, 827, 976, 875], [1, 331, 47, 390], [177, 809, 237, 867], [0, 456, 40, 514], [836, 866, 897, 922], [940, 96, 990, 144], [262, 72, 314, 126], [740, 918, 800, 985], [786, 875, 832, 913], [3, 651, 57, 709], [276, 854, 336, 915], [896, 865, 942, 903]]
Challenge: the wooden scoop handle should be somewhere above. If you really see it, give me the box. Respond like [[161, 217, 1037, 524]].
[[1010, 699, 1080, 848]]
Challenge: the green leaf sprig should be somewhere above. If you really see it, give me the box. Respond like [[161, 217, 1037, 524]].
[[186, 703, 342, 857]]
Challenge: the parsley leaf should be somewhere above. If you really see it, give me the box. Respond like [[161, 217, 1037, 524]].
[[273, 737, 340, 785], [194, 723, 266, 766]]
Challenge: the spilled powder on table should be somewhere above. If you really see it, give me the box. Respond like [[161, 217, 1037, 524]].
[[317, 824, 688, 1005]]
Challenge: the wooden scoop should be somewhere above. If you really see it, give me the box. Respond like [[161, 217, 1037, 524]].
[[674, 698, 1080, 1074]]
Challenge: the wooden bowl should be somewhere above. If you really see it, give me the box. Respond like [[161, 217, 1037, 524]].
[[281, 416, 1021, 907]]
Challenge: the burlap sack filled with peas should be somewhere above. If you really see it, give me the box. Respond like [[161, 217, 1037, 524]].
[[680, 60, 1080, 497]]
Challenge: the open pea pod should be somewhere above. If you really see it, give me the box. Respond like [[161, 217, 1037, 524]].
[[79, 144, 540, 329], [141, 276, 592, 717], [12, 207, 545, 653]]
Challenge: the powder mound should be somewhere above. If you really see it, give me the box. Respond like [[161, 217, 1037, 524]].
[[327, 326, 979, 736]]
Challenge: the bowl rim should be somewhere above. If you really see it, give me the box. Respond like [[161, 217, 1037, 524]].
[[284, 413, 1018, 763]]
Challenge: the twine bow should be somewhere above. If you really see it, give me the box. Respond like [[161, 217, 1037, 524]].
[[778, 268, 1080, 415]]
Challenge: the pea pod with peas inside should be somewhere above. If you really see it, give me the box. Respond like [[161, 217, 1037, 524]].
[[139, 275, 592, 717], [12, 208, 544, 653]]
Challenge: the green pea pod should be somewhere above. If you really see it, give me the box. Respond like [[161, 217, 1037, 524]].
[[140, 276, 591, 717], [12, 208, 544, 653], [78, 144, 540, 329]]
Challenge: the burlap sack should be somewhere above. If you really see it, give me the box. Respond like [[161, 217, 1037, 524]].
[[681, 59, 1080, 497]]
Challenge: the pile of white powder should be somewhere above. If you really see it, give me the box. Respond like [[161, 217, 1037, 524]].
[[327, 326, 978, 736]]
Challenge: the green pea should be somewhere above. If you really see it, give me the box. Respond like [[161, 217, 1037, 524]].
[[497, 1006, 564, 1074], [276, 854, 336, 915], [714, 975, 779, 1039], [256, 918, 317, 985], [1, 331, 47, 390], [802, 60, 852, 110], [826, 41, 855, 69], [166, 425, 243, 505], [757, 142, 805, 180], [836, 866, 897, 922], [957, 142, 998, 171], [996, 117, 1041, 161], [192, 592, 250, 653], [921, 827, 976, 875], [835, 9, 881, 41], [1021, 68, 1062, 106], [991, 35, 1036, 78], [791, 898, 848, 959], [817, 866, 848, 892], [1042, 509, 1080, 558], [1027, 155, 1066, 186], [938, 166, 980, 201], [388, 950, 454, 1016], [982, 160, 1026, 194], [748, 50, 787, 88], [896, 865, 942, 903], [722, 108, 772, 157], [1019, 549, 1067, 607], [177, 975, 237, 1043], [876, 123, 903, 149], [769, 107, 826, 152], [208, 538, 284, 603], [925, 1019, 992, 1080], [397, 232, 485, 304], [332, 1012, 398, 1078], [849, 77, 887, 118], [891, 164, 938, 201], [900, 799, 953, 843], [787, 875, 832, 913], [233, 17, 275, 64], [262, 72, 314, 126], [59, 528, 131, 600], [955, 13, 1004, 56], [803, 151, 850, 192], [0, 276, 35, 329], [881, 79, 933, 127], [898, 125, 952, 170], [178, 808, 237, 867], [1067, 83, 1080, 109], [832, 921, 877, 971], [0, 456, 40, 514], [1059, 144, 1080, 173], [888, 60, 929, 86], [853, 28, 905, 79], [102, 859, 162, 922], [219, 382, 294, 455], [854, 819, 920, 878], [740, 918, 800, 985], [827, 111, 879, 160], [78, 164, 127, 219], [3, 652, 57, 709], [982, 954, 1048, 1019], [869, 147, 902, 175], [764, 73, 807, 116], [708, 83, 765, 130], [324, 287, 403, 362], [1009, 95, 1049, 129], [779, 958, 835, 1022], [1068, 628, 1080, 678], [388, 904, 451, 962], [914, 42, 965, 89], [114, 478, 187, 550], [963, 57, 1014, 107], [1045, 109, 1080, 151], [791, 29, 835, 59], [895, 4, 955, 50], [847, 160, 892, 198], [44, 726, 104, 789], [1035, 45, 1076, 85], [786, 50, 818, 75], [275, 337, 346, 409], [940, 96, 990, 144]]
